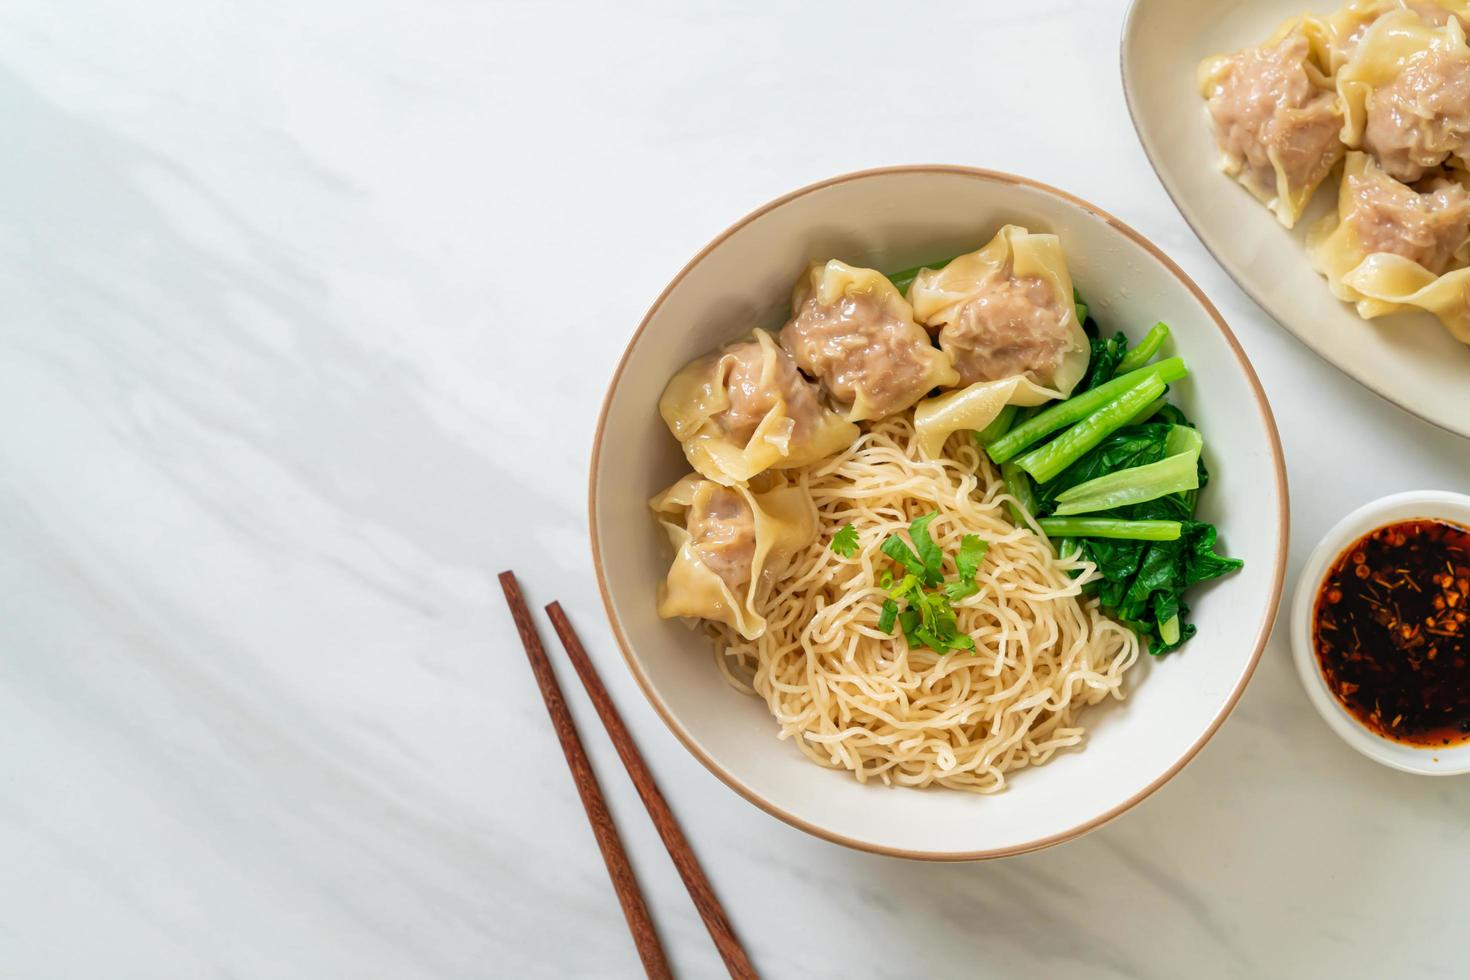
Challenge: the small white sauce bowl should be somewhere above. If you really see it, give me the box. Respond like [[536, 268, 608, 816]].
[[1291, 491, 1470, 776]]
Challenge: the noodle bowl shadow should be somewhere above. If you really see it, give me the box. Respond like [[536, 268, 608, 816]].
[[590, 166, 1288, 860]]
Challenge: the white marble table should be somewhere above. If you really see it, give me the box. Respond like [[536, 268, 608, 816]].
[[4, 0, 1469, 977]]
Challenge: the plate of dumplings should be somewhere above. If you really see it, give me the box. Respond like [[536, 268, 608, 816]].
[[1123, 0, 1470, 437]]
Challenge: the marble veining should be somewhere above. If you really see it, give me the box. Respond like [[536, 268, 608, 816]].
[[2, 0, 1469, 977]]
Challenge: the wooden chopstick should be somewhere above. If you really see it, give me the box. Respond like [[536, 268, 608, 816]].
[[545, 601, 759, 980], [498, 572, 673, 980]]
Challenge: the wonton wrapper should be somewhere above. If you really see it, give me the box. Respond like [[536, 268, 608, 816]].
[[1419, 0, 1470, 31], [783, 259, 958, 422], [1337, 9, 1470, 172], [906, 225, 1089, 456], [913, 374, 1071, 460], [650, 473, 817, 640], [907, 226, 1090, 457], [1319, 0, 1470, 65], [1323, 1, 1395, 72], [1328, 1, 1470, 70], [1198, 15, 1343, 227], [1309, 152, 1470, 344], [659, 329, 858, 486]]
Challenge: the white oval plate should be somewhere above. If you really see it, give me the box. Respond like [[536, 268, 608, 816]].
[[1121, 0, 1470, 439], [590, 166, 1288, 860]]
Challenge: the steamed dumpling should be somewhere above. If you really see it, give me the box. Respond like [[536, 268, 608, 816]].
[[1321, 2, 1470, 74], [1338, 9, 1470, 182], [907, 225, 1089, 392], [1310, 151, 1470, 288], [779, 260, 958, 422], [905, 225, 1091, 457], [1309, 151, 1470, 342], [1324, 1, 1398, 71], [650, 473, 816, 640], [1199, 16, 1344, 227], [1320, 1, 1470, 66], [659, 330, 859, 486]]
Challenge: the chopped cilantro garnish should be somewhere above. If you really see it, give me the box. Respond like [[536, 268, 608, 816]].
[[864, 514, 990, 654], [880, 535, 926, 579], [955, 534, 988, 582], [907, 513, 944, 586], [829, 523, 859, 558]]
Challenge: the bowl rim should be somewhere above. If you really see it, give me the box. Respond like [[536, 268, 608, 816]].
[[1118, 0, 1470, 440], [587, 164, 1290, 861], [1289, 490, 1470, 775]]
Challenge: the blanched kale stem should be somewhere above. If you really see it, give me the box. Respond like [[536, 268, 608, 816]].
[[1016, 374, 1167, 484], [1126, 396, 1167, 426], [1050, 426, 1202, 515], [1002, 460, 1039, 525], [1115, 322, 1170, 373], [986, 358, 1188, 464], [1035, 518, 1183, 541]]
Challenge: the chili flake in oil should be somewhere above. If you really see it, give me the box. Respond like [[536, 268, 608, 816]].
[[1313, 520, 1470, 747]]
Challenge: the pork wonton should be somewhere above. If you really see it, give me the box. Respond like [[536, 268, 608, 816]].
[[650, 473, 817, 640], [659, 330, 858, 486], [1310, 151, 1470, 342], [906, 225, 1091, 456], [1199, 16, 1344, 227], [780, 259, 957, 422]]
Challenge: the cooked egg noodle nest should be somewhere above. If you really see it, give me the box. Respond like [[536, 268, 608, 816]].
[[710, 413, 1141, 793]]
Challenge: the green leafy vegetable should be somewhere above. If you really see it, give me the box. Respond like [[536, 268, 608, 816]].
[[1080, 331, 1129, 392], [1127, 396, 1167, 426], [1012, 302, 1239, 655], [1036, 518, 1183, 541], [1080, 517, 1242, 654], [1051, 426, 1203, 515], [1025, 391, 1241, 653], [1116, 322, 1170, 374], [1002, 460, 1039, 525], [985, 358, 1189, 463], [1032, 409, 1194, 508], [1016, 374, 1167, 484], [829, 523, 860, 557]]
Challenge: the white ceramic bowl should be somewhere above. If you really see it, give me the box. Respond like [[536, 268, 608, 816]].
[[1121, 0, 1470, 439], [590, 166, 1288, 860], [1291, 491, 1470, 775]]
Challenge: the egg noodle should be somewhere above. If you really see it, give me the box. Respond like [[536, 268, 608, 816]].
[[711, 412, 1141, 793]]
